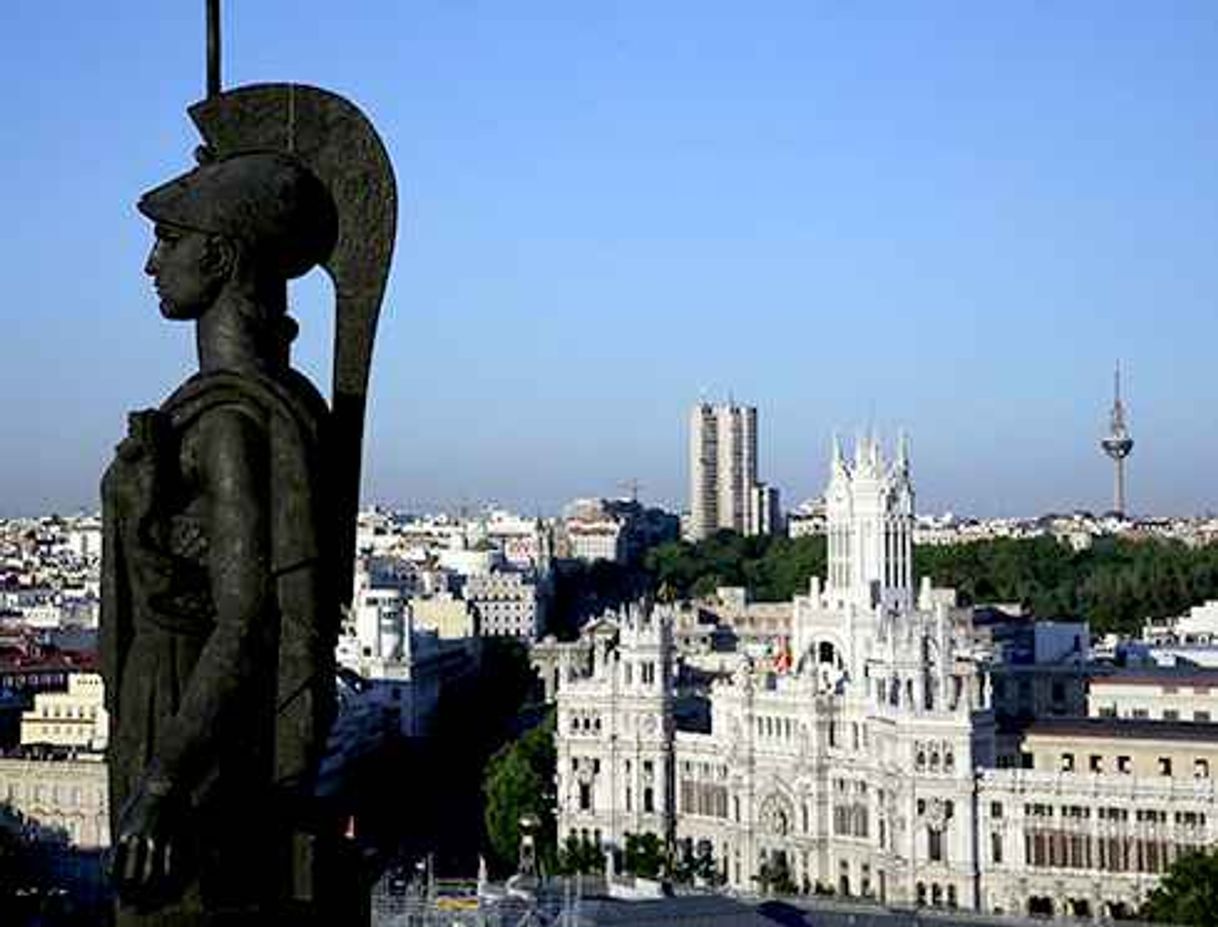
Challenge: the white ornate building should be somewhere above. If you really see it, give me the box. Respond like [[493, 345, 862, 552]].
[[555, 435, 1218, 919]]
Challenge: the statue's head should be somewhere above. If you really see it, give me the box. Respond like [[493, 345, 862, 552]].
[[138, 152, 337, 319]]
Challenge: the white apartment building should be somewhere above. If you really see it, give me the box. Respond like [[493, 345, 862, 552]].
[[1144, 600, 1218, 645], [556, 434, 1218, 919], [749, 483, 781, 538], [1088, 667, 1218, 723], [470, 509, 552, 571], [20, 671, 108, 751], [465, 570, 543, 639], [567, 522, 625, 563]]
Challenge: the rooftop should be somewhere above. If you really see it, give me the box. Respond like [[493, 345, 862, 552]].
[[1027, 717, 1218, 743]]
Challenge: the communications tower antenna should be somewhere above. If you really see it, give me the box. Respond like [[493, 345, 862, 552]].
[[1100, 362, 1134, 518]]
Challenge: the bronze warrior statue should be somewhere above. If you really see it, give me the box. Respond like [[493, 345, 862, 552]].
[[100, 84, 395, 925]]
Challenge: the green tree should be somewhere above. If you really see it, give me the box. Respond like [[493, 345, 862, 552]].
[[672, 839, 723, 887], [755, 851, 797, 895], [1142, 849, 1218, 926], [555, 833, 604, 875], [482, 711, 556, 873], [650, 530, 1218, 637], [622, 831, 666, 879], [645, 532, 826, 603]]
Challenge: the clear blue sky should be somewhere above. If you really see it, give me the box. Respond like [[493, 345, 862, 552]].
[[2, 1, 1216, 518]]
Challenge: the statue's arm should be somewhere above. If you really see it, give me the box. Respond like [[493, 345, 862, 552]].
[[150, 406, 272, 792], [99, 466, 128, 720]]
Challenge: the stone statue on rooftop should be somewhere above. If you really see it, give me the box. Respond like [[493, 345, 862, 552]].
[[98, 10, 396, 922]]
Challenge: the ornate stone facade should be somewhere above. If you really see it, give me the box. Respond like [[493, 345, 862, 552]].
[[555, 435, 1218, 919]]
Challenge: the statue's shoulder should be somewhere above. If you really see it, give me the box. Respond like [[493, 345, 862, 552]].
[[161, 370, 328, 444]]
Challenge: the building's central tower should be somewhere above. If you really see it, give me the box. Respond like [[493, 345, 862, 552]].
[[1100, 364, 1134, 518], [824, 432, 914, 612]]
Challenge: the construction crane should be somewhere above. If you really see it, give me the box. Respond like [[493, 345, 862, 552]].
[[618, 479, 644, 503]]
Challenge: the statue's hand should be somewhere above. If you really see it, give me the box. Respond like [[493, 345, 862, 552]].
[[112, 775, 186, 906]]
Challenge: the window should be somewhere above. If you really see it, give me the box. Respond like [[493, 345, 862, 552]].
[[947, 885, 957, 908], [991, 832, 1003, 864], [641, 662, 655, 685], [593, 758, 601, 774], [1117, 756, 1132, 774], [1196, 758, 1210, 779], [643, 787, 654, 813], [1061, 753, 1075, 772], [579, 783, 591, 811], [623, 662, 632, 685], [1089, 754, 1103, 773], [990, 801, 1003, 819], [928, 828, 943, 862], [916, 882, 927, 906], [1158, 757, 1173, 777], [625, 787, 632, 811], [1132, 708, 1149, 719], [1020, 752, 1034, 770], [1164, 709, 1179, 721], [1196, 710, 1212, 722]]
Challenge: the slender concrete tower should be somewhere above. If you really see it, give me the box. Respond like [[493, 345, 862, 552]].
[[1100, 363, 1134, 517]]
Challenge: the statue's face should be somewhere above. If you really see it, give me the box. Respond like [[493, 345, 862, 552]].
[[144, 223, 226, 319]]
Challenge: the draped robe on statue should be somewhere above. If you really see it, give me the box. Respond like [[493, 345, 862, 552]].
[[101, 367, 336, 923]]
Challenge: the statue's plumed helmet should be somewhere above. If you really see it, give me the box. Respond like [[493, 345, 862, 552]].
[[137, 151, 338, 281]]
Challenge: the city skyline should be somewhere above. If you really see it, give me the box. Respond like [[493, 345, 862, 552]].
[[3, 3, 1218, 518]]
